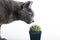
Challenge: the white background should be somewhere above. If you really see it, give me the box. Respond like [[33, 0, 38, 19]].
[[1, 0, 60, 40]]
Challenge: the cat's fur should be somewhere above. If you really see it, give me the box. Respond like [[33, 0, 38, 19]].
[[0, 0, 34, 25]]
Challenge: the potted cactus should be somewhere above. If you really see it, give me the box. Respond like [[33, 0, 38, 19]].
[[29, 25, 42, 40]]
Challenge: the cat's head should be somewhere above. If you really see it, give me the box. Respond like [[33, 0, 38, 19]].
[[17, 1, 34, 24]]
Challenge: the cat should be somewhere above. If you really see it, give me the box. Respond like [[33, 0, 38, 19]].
[[0, 0, 34, 40]]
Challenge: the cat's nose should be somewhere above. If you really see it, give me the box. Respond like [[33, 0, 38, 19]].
[[32, 20, 34, 22]]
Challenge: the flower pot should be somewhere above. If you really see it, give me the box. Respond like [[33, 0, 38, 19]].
[[29, 31, 42, 40]]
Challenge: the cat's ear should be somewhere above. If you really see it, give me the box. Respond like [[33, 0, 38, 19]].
[[23, 1, 33, 8]]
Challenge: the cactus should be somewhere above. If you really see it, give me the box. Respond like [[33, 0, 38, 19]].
[[30, 25, 41, 32]]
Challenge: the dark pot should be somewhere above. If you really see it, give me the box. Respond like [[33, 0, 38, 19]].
[[29, 31, 42, 40]]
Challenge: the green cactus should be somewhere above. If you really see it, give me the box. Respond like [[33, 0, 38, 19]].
[[30, 25, 41, 32]]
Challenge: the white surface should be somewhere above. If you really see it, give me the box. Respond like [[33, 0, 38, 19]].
[[1, 0, 60, 40]]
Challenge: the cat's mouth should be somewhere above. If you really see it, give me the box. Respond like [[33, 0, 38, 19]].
[[25, 20, 34, 24]]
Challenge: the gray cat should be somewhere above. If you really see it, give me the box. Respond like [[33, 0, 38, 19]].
[[0, 0, 34, 40]]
